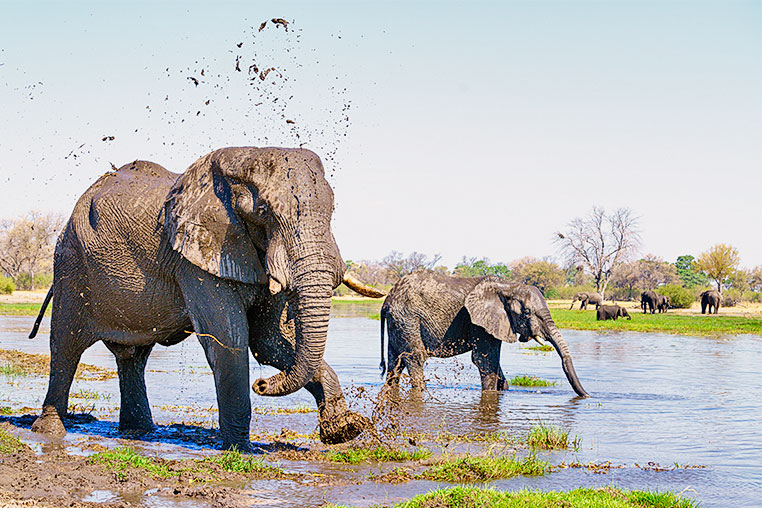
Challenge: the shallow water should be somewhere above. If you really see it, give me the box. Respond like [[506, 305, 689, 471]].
[[1, 313, 761, 507]]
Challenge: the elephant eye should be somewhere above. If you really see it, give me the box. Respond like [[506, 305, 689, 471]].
[[255, 203, 268, 216]]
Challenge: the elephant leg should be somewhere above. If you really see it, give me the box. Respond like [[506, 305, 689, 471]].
[[32, 296, 96, 436], [104, 342, 155, 433], [471, 332, 505, 391], [401, 351, 426, 396]]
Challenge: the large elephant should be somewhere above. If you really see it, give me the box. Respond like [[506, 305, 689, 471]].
[[379, 271, 589, 397], [569, 292, 602, 310], [700, 290, 722, 314], [641, 290, 658, 314], [656, 294, 670, 313], [28, 147, 383, 450], [596, 304, 631, 321]]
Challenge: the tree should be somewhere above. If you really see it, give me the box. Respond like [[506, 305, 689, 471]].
[[674, 255, 708, 288], [509, 257, 564, 295], [723, 269, 749, 292], [453, 257, 510, 278], [555, 206, 640, 298], [609, 255, 679, 292], [749, 265, 762, 292], [381, 251, 442, 283], [694, 243, 740, 293], [0, 212, 63, 290]]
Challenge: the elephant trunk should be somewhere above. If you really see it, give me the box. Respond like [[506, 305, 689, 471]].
[[542, 315, 589, 398], [253, 256, 333, 397]]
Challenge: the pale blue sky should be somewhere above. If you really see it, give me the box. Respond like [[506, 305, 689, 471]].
[[1, 1, 760, 267]]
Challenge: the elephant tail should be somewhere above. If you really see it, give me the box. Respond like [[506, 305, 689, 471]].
[[29, 285, 54, 339], [379, 304, 387, 377]]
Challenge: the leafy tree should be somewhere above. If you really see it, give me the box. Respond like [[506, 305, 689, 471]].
[[453, 257, 510, 278], [694, 243, 740, 293], [555, 206, 640, 298], [723, 269, 749, 292], [674, 255, 708, 288], [509, 257, 564, 295]]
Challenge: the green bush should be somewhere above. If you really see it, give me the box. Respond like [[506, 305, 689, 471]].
[[553, 285, 597, 300], [0, 276, 14, 295], [722, 289, 741, 307], [743, 290, 762, 303], [14, 273, 53, 291], [605, 287, 639, 301], [544, 287, 559, 299], [656, 284, 694, 309]]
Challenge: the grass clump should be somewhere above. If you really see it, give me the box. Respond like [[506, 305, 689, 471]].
[[0, 426, 26, 453], [527, 422, 578, 450], [525, 344, 554, 352], [88, 447, 172, 479], [550, 308, 762, 336], [0, 302, 48, 316], [420, 454, 548, 482], [203, 448, 281, 475], [509, 375, 556, 387], [326, 445, 431, 464], [0, 364, 26, 377], [390, 486, 698, 508]]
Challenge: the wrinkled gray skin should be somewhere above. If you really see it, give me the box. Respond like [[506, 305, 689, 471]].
[[700, 290, 722, 314], [656, 295, 670, 313], [29, 147, 376, 449], [569, 292, 602, 310], [640, 290, 657, 314], [596, 304, 631, 321], [379, 271, 589, 397]]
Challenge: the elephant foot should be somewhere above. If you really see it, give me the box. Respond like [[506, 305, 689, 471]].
[[31, 406, 66, 437], [119, 421, 156, 435], [319, 410, 369, 445]]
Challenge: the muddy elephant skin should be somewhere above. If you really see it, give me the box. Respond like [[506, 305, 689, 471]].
[[700, 290, 722, 314], [569, 292, 603, 310], [29, 147, 377, 449], [379, 271, 589, 397], [596, 304, 631, 321]]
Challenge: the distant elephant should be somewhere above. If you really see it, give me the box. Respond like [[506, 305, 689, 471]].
[[656, 295, 670, 313], [28, 147, 384, 450], [379, 271, 589, 397], [596, 304, 631, 321], [569, 292, 603, 310], [700, 290, 722, 314], [641, 290, 658, 314]]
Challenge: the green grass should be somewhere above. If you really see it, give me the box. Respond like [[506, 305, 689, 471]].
[[0, 407, 12, 415], [525, 344, 554, 352], [88, 447, 173, 479], [386, 486, 698, 508], [551, 308, 762, 335], [0, 364, 27, 377], [0, 427, 26, 454], [509, 375, 556, 387], [202, 448, 282, 474], [0, 302, 48, 316], [325, 445, 431, 464], [71, 389, 111, 401], [527, 423, 578, 450], [419, 454, 548, 482]]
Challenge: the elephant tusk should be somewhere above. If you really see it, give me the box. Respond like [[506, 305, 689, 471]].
[[342, 272, 386, 298], [268, 277, 283, 295], [533, 336, 546, 345]]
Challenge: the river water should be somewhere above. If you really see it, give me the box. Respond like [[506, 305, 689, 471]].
[[1, 312, 760, 507]]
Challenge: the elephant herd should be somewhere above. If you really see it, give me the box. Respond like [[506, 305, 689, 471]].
[[26, 146, 590, 451]]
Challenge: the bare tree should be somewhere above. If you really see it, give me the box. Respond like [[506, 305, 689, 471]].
[[0, 211, 64, 290], [381, 250, 442, 283], [555, 206, 640, 298]]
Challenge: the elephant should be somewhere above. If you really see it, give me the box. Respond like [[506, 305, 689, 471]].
[[656, 294, 670, 313], [700, 290, 722, 314], [596, 304, 631, 321], [641, 290, 658, 314], [379, 271, 589, 397], [27, 147, 384, 450], [569, 292, 602, 310]]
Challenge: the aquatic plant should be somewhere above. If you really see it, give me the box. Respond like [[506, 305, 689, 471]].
[[0, 426, 26, 453], [325, 445, 431, 464], [0, 364, 26, 377], [525, 344, 554, 352], [203, 449, 282, 474], [419, 453, 548, 482], [88, 447, 173, 479], [527, 422, 579, 450], [509, 375, 556, 387]]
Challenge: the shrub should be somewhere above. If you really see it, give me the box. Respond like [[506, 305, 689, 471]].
[[0, 277, 14, 295], [656, 284, 694, 309], [553, 285, 597, 300], [544, 287, 560, 299], [605, 287, 639, 301], [722, 289, 741, 307], [14, 273, 53, 291], [743, 290, 762, 303]]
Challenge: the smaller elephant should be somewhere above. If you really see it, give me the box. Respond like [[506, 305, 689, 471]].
[[597, 304, 631, 321], [700, 290, 722, 314], [569, 292, 603, 310], [641, 290, 658, 314], [656, 295, 670, 313]]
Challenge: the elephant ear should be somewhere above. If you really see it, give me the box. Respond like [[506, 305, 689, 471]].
[[163, 153, 266, 285], [464, 278, 518, 343]]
